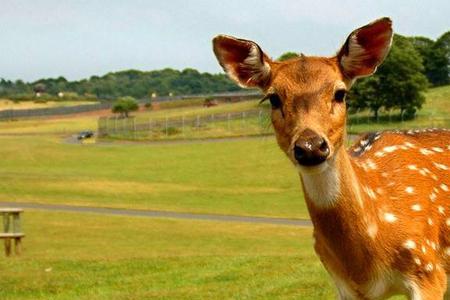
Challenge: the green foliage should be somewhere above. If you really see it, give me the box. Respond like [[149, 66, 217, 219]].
[[409, 33, 449, 86], [0, 68, 241, 100], [112, 96, 139, 118], [349, 34, 428, 119], [277, 52, 299, 61]]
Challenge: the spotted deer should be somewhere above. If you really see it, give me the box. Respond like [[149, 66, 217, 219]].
[[212, 18, 450, 299]]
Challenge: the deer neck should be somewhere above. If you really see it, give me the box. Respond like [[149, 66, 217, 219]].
[[299, 145, 379, 283]]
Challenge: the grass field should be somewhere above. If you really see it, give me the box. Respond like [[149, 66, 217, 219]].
[[0, 211, 337, 300], [0, 135, 307, 219]]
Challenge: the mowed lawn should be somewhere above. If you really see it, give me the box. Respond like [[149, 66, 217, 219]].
[[0, 211, 336, 300], [0, 135, 307, 219]]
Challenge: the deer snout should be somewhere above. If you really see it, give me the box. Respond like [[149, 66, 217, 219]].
[[294, 129, 330, 166]]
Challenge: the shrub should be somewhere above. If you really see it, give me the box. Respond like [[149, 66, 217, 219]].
[[112, 97, 139, 118]]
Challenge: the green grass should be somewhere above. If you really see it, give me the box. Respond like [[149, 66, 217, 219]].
[[0, 134, 307, 219], [0, 210, 337, 300]]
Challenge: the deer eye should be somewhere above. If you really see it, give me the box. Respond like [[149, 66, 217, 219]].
[[269, 94, 282, 109], [334, 89, 347, 103]]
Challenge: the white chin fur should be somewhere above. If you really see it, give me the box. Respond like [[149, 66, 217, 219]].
[[297, 157, 341, 208]]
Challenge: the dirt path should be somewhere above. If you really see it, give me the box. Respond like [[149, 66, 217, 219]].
[[0, 201, 312, 227]]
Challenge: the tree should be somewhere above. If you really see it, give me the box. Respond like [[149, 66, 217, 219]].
[[277, 52, 299, 61], [112, 97, 139, 118], [410, 35, 449, 86], [433, 31, 450, 85], [349, 34, 428, 119]]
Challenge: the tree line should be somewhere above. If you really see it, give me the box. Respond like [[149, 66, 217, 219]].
[[0, 68, 241, 101]]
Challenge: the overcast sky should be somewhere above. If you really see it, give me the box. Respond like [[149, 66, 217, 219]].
[[1, 0, 449, 82]]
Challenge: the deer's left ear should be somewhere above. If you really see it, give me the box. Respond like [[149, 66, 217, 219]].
[[212, 35, 271, 88], [337, 17, 393, 79]]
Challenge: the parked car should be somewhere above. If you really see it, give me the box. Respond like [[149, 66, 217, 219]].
[[77, 131, 94, 140]]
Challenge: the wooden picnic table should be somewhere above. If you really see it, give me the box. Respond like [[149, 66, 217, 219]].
[[0, 208, 24, 256]]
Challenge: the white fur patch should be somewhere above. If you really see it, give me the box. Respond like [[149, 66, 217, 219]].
[[242, 45, 271, 86], [383, 212, 397, 223], [299, 161, 341, 208]]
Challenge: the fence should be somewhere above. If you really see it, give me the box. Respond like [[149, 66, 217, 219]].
[[0, 102, 112, 121], [98, 109, 272, 140], [98, 108, 450, 142]]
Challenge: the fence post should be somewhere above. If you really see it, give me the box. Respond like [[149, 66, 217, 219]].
[[133, 118, 136, 139], [227, 113, 231, 131], [165, 116, 169, 137], [105, 117, 109, 137], [114, 117, 117, 133], [182, 116, 185, 138], [149, 118, 152, 137]]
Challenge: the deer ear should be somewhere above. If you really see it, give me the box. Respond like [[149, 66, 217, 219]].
[[338, 18, 393, 79], [212, 35, 271, 88]]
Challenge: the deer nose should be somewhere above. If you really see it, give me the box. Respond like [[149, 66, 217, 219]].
[[294, 129, 330, 166]]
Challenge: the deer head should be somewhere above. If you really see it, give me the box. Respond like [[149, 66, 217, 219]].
[[213, 18, 393, 172]]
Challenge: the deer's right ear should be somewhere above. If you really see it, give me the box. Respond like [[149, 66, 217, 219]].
[[212, 35, 271, 88]]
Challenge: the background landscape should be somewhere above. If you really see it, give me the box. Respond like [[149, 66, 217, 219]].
[[0, 1, 449, 299]]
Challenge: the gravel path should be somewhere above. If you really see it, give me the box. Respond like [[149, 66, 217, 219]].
[[0, 201, 312, 227]]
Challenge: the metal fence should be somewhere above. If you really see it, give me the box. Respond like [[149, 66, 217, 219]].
[[0, 102, 112, 121], [98, 109, 450, 141], [98, 109, 272, 140]]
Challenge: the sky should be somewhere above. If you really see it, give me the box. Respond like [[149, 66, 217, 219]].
[[1, 0, 449, 82]]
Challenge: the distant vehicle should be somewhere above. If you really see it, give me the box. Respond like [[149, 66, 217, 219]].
[[77, 131, 94, 140]]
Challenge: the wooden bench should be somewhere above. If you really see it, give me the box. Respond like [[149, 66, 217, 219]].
[[0, 208, 24, 256]]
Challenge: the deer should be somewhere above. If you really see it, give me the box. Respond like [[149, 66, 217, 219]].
[[212, 18, 450, 299]]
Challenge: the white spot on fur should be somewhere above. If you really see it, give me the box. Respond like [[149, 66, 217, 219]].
[[383, 145, 398, 153], [383, 213, 397, 223], [375, 151, 385, 157], [421, 245, 426, 254], [438, 206, 445, 214], [403, 240, 416, 249], [431, 242, 436, 250], [433, 162, 448, 170], [440, 183, 448, 192], [411, 204, 421, 211], [432, 147, 443, 153], [363, 186, 377, 200], [427, 218, 433, 226], [446, 218, 450, 227], [425, 263, 434, 272], [407, 165, 418, 171], [419, 148, 433, 155], [413, 257, 421, 266], [405, 186, 414, 194], [429, 192, 437, 202]]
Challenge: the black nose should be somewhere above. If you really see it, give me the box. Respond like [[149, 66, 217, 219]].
[[294, 129, 330, 166]]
